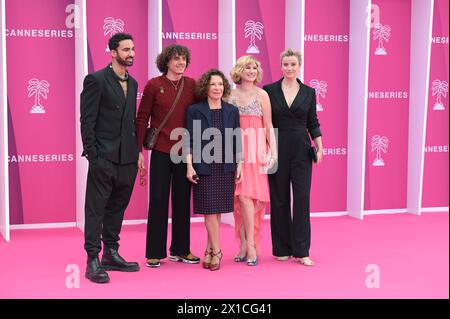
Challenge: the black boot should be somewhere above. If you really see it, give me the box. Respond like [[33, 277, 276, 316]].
[[86, 256, 110, 283], [101, 248, 140, 272]]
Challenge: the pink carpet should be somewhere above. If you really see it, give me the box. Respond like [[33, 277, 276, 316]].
[[0, 213, 448, 299]]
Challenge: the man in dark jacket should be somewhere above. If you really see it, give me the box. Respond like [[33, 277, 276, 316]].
[[80, 33, 140, 283]]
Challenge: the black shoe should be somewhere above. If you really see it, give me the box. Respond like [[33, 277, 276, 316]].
[[101, 248, 140, 272], [86, 256, 110, 283]]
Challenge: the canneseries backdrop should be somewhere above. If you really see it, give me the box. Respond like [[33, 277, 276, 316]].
[[0, 0, 448, 239]]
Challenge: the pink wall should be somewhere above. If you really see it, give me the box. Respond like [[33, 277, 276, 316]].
[[235, 0, 285, 86], [6, 0, 75, 224], [86, 0, 149, 220], [2, 1, 447, 226], [365, 0, 411, 210], [304, 0, 349, 212], [422, 0, 449, 208], [162, 0, 218, 80]]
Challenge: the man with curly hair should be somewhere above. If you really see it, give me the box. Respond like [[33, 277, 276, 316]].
[[136, 45, 200, 268]]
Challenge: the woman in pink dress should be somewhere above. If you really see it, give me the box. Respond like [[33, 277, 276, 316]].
[[228, 56, 277, 266]]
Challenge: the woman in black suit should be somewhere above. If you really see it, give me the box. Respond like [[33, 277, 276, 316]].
[[185, 69, 242, 271], [263, 49, 323, 266]]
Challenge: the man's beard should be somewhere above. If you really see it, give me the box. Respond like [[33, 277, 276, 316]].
[[116, 56, 134, 67]]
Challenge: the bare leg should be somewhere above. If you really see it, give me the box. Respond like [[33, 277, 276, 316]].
[[205, 214, 222, 270], [238, 195, 257, 261], [204, 232, 212, 265], [237, 226, 247, 257], [205, 214, 220, 254]]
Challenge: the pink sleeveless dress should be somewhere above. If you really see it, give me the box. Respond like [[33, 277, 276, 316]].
[[231, 94, 270, 252]]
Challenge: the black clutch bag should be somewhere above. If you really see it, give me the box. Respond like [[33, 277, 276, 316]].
[[310, 146, 318, 163]]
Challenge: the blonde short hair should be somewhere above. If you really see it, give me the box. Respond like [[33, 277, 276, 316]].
[[280, 48, 302, 65], [230, 55, 263, 84]]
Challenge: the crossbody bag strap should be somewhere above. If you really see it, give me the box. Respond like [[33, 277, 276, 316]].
[[154, 77, 185, 134]]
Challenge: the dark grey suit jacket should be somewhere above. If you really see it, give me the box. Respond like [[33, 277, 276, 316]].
[[80, 65, 139, 164]]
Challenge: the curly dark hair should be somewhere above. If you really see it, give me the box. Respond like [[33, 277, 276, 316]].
[[196, 69, 231, 101], [156, 44, 191, 74]]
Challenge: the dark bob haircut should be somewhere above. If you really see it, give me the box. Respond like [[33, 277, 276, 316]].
[[196, 69, 231, 101]]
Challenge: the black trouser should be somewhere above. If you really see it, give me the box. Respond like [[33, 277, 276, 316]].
[[268, 131, 312, 258], [84, 157, 138, 258], [146, 150, 192, 259]]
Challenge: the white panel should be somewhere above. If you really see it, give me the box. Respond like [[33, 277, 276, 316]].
[[0, 0, 10, 241], [10, 222, 76, 230], [75, 0, 88, 231], [219, 0, 235, 225], [420, 207, 449, 213], [364, 209, 408, 215], [407, 0, 434, 215], [285, 0, 304, 81], [149, 0, 162, 79], [218, 0, 235, 84], [145, 0, 162, 208], [347, 0, 371, 219]]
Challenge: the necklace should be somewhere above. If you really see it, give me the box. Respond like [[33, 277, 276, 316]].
[[110, 64, 128, 82], [167, 76, 182, 90], [116, 72, 129, 82]]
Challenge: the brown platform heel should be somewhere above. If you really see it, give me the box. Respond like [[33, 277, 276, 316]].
[[209, 250, 222, 271], [202, 248, 212, 269]]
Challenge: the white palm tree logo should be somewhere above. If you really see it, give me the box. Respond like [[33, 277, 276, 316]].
[[371, 135, 389, 166], [309, 79, 327, 111], [103, 17, 125, 52], [245, 20, 264, 54], [373, 23, 391, 55], [28, 78, 50, 114], [431, 79, 448, 111]]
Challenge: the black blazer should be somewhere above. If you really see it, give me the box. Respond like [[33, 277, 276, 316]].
[[184, 100, 242, 175], [80, 65, 139, 164], [263, 78, 322, 148]]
